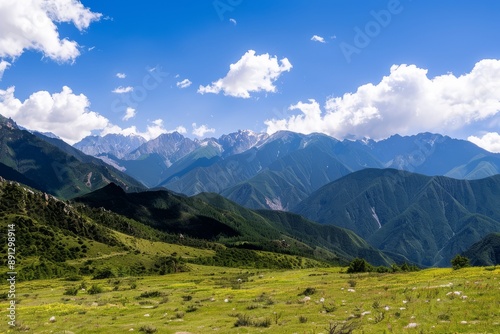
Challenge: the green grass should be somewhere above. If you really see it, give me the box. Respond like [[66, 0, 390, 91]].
[[2, 265, 499, 333]]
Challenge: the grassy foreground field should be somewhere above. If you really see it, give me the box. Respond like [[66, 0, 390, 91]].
[[1, 265, 499, 333]]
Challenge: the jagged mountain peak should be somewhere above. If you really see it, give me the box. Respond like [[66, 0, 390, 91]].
[[218, 129, 269, 155], [74, 133, 147, 159], [0, 114, 18, 129]]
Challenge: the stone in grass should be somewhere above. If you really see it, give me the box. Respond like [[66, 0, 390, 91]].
[[49, 316, 56, 323]]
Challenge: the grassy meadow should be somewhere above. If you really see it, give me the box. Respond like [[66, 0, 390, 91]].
[[1, 265, 499, 334]]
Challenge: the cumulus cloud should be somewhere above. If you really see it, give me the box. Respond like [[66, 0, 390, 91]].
[[112, 86, 133, 94], [0, 86, 108, 144], [176, 78, 192, 89], [0, 60, 10, 80], [122, 107, 136, 121], [311, 35, 326, 43], [192, 123, 215, 137], [265, 59, 500, 140], [468, 132, 500, 153], [116, 72, 126, 79], [101, 119, 187, 141], [0, 86, 189, 143], [198, 50, 292, 98], [0, 0, 101, 62]]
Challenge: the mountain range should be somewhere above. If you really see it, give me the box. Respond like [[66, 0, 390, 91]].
[[1, 111, 499, 269], [75, 130, 500, 211]]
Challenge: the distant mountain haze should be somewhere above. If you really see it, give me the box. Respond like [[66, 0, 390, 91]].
[[74, 129, 499, 210]]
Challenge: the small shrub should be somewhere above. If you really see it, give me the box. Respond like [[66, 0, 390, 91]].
[[247, 304, 259, 310], [88, 284, 103, 295], [438, 313, 450, 321], [139, 325, 157, 333], [299, 287, 316, 296], [182, 295, 193, 301], [254, 317, 271, 327], [63, 286, 79, 296], [254, 293, 274, 305], [374, 312, 385, 324], [299, 315, 308, 323], [139, 291, 163, 299], [92, 267, 115, 280], [348, 279, 357, 288], [175, 311, 184, 319], [186, 305, 198, 313], [234, 314, 252, 327], [64, 275, 83, 281], [326, 320, 359, 334], [323, 303, 337, 313]]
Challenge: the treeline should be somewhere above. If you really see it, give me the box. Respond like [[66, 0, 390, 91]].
[[346, 258, 420, 274], [189, 247, 327, 269]]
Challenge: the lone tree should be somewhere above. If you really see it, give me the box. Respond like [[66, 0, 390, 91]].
[[451, 255, 470, 270]]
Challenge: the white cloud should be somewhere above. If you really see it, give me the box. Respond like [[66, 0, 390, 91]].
[[0, 60, 10, 80], [229, 18, 237, 25], [311, 35, 326, 43], [101, 119, 187, 141], [116, 72, 126, 79], [192, 123, 215, 137], [198, 50, 292, 98], [0, 86, 108, 144], [0, 86, 188, 144], [265, 60, 500, 140], [122, 107, 136, 121], [112, 86, 133, 94], [265, 99, 323, 135], [468, 132, 500, 153], [176, 78, 192, 89], [173, 125, 187, 134], [0, 0, 101, 62]]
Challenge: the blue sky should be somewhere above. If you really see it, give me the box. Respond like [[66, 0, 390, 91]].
[[0, 0, 500, 151]]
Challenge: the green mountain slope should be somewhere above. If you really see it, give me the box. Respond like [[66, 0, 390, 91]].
[[293, 169, 500, 267], [0, 115, 145, 199], [220, 142, 357, 210], [462, 233, 500, 266], [75, 184, 393, 266], [0, 179, 336, 281], [195, 192, 394, 266]]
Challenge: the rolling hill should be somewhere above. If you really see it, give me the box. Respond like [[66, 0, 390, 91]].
[[74, 184, 393, 266]]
